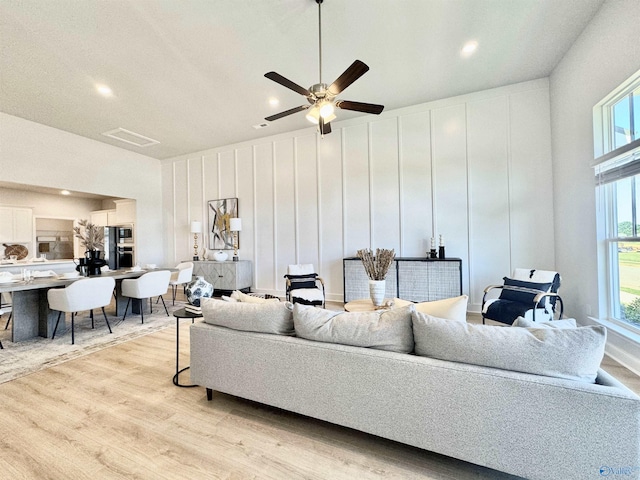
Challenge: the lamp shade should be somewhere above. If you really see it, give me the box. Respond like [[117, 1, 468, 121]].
[[190, 221, 202, 234], [229, 218, 242, 232]]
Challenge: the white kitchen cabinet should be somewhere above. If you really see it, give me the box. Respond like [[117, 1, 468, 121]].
[[0, 206, 33, 243], [114, 199, 136, 224], [90, 209, 116, 227]]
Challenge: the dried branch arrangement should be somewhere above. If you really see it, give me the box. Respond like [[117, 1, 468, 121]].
[[357, 248, 395, 281], [73, 219, 104, 251]]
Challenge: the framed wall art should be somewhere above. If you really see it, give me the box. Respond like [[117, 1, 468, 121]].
[[208, 198, 238, 250]]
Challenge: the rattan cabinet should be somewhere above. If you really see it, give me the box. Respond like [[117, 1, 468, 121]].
[[343, 257, 462, 303], [193, 260, 252, 295]]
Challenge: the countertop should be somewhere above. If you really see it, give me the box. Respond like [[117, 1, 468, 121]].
[[0, 259, 76, 271]]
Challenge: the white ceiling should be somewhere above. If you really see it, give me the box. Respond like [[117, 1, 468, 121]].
[[0, 0, 604, 160]]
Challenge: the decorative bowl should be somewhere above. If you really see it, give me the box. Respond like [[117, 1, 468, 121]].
[[212, 250, 228, 262]]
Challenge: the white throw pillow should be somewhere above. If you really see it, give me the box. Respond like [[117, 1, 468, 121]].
[[201, 297, 294, 335], [512, 317, 577, 329], [230, 290, 279, 304], [293, 303, 415, 353], [412, 311, 606, 383], [414, 295, 468, 322]]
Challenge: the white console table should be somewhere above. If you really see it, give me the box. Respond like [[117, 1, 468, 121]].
[[343, 257, 462, 303], [192, 260, 252, 295]]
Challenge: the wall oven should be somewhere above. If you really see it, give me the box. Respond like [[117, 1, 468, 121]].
[[117, 245, 135, 269], [117, 225, 134, 244]]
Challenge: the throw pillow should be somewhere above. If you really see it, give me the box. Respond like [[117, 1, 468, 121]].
[[512, 317, 577, 329], [414, 295, 468, 322], [499, 277, 553, 305], [293, 303, 415, 353], [286, 273, 318, 290], [201, 297, 294, 335], [412, 311, 606, 383], [230, 290, 279, 304]]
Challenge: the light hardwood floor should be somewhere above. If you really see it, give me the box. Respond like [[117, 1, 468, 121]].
[[1, 308, 638, 479]]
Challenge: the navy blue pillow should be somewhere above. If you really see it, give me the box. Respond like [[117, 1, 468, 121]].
[[499, 277, 553, 305], [286, 273, 318, 290]]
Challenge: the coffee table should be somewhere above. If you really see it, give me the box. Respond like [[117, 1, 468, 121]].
[[343, 298, 412, 312]]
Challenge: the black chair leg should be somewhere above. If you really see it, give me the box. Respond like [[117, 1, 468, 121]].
[[159, 295, 169, 316], [141, 299, 144, 324], [0, 339, 3, 349], [122, 298, 131, 321], [102, 307, 112, 334], [4, 312, 11, 330], [52, 311, 63, 340], [71, 312, 75, 345], [90, 309, 95, 329], [172, 285, 177, 305]]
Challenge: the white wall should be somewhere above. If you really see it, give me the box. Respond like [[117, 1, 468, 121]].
[[0, 113, 165, 265], [162, 78, 555, 309], [550, 0, 640, 371]]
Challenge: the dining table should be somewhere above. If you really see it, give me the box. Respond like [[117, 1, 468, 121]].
[[0, 268, 172, 343]]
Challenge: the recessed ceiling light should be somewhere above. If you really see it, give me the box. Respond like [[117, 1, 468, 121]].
[[461, 41, 478, 57], [269, 97, 279, 107], [60, 190, 71, 195], [96, 84, 113, 97]]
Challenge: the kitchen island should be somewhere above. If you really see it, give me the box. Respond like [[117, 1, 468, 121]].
[[0, 259, 77, 275]]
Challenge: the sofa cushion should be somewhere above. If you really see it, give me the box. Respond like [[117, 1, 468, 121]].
[[293, 304, 415, 353], [414, 295, 468, 322], [201, 297, 294, 335], [499, 277, 553, 305], [286, 273, 318, 290], [512, 317, 577, 329], [412, 311, 606, 383]]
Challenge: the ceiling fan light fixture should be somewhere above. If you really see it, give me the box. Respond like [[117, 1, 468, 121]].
[[319, 101, 335, 119], [306, 106, 320, 124]]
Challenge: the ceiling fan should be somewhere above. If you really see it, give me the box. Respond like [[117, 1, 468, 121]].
[[264, 0, 384, 135]]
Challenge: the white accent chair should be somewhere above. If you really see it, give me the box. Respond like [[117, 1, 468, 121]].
[[168, 262, 193, 305], [284, 264, 325, 308], [48, 277, 116, 345], [121, 270, 171, 323]]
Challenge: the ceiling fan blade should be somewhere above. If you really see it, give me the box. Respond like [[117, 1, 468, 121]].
[[319, 117, 332, 135], [264, 72, 311, 97], [327, 60, 370, 96], [336, 100, 384, 115], [265, 105, 309, 122]]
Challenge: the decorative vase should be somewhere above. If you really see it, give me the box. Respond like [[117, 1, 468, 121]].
[[185, 276, 214, 307], [212, 250, 228, 262], [369, 279, 386, 307]]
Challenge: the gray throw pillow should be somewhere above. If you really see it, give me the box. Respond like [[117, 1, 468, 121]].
[[201, 297, 294, 335], [412, 311, 606, 383], [293, 304, 415, 353], [512, 317, 577, 329]]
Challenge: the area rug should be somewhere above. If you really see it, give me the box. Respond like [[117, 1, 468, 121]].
[[0, 302, 185, 384]]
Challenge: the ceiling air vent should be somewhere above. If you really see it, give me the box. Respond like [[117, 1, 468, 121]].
[[101, 128, 160, 147], [252, 123, 269, 130]]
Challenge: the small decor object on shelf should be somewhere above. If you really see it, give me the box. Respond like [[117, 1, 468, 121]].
[[357, 247, 395, 307], [185, 275, 214, 308], [212, 250, 228, 262], [191, 221, 202, 261], [429, 237, 437, 259], [230, 218, 242, 261], [438, 234, 446, 259]]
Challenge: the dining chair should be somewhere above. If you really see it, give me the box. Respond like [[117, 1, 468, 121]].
[[121, 270, 171, 323], [48, 277, 116, 345], [168, 262, 193, 305], [1, 292, 11, 330]]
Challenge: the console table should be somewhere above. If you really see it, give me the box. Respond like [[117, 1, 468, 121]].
[[343, 257, 462, 303], [192, 260, 252, 296]]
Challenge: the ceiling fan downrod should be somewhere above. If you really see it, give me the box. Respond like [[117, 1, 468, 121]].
[[317, 0, 323, 85]]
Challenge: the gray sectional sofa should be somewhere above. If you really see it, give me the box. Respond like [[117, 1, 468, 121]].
[[190, 299, 640, 480]]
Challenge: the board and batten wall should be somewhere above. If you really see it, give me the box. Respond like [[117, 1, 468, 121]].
[[162, 78, 554, 311]]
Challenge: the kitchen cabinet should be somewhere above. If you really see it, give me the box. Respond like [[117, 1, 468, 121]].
[[90, 209, 116, 227], [0, 206, 33, 243], [114, 199, 136, 224]]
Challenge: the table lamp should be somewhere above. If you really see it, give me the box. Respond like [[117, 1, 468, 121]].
[[191, 221, 202, 260], [229, 218, 242, 261]]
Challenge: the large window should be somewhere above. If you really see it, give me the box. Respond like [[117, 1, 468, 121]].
[[595, 69, 640, 329]]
